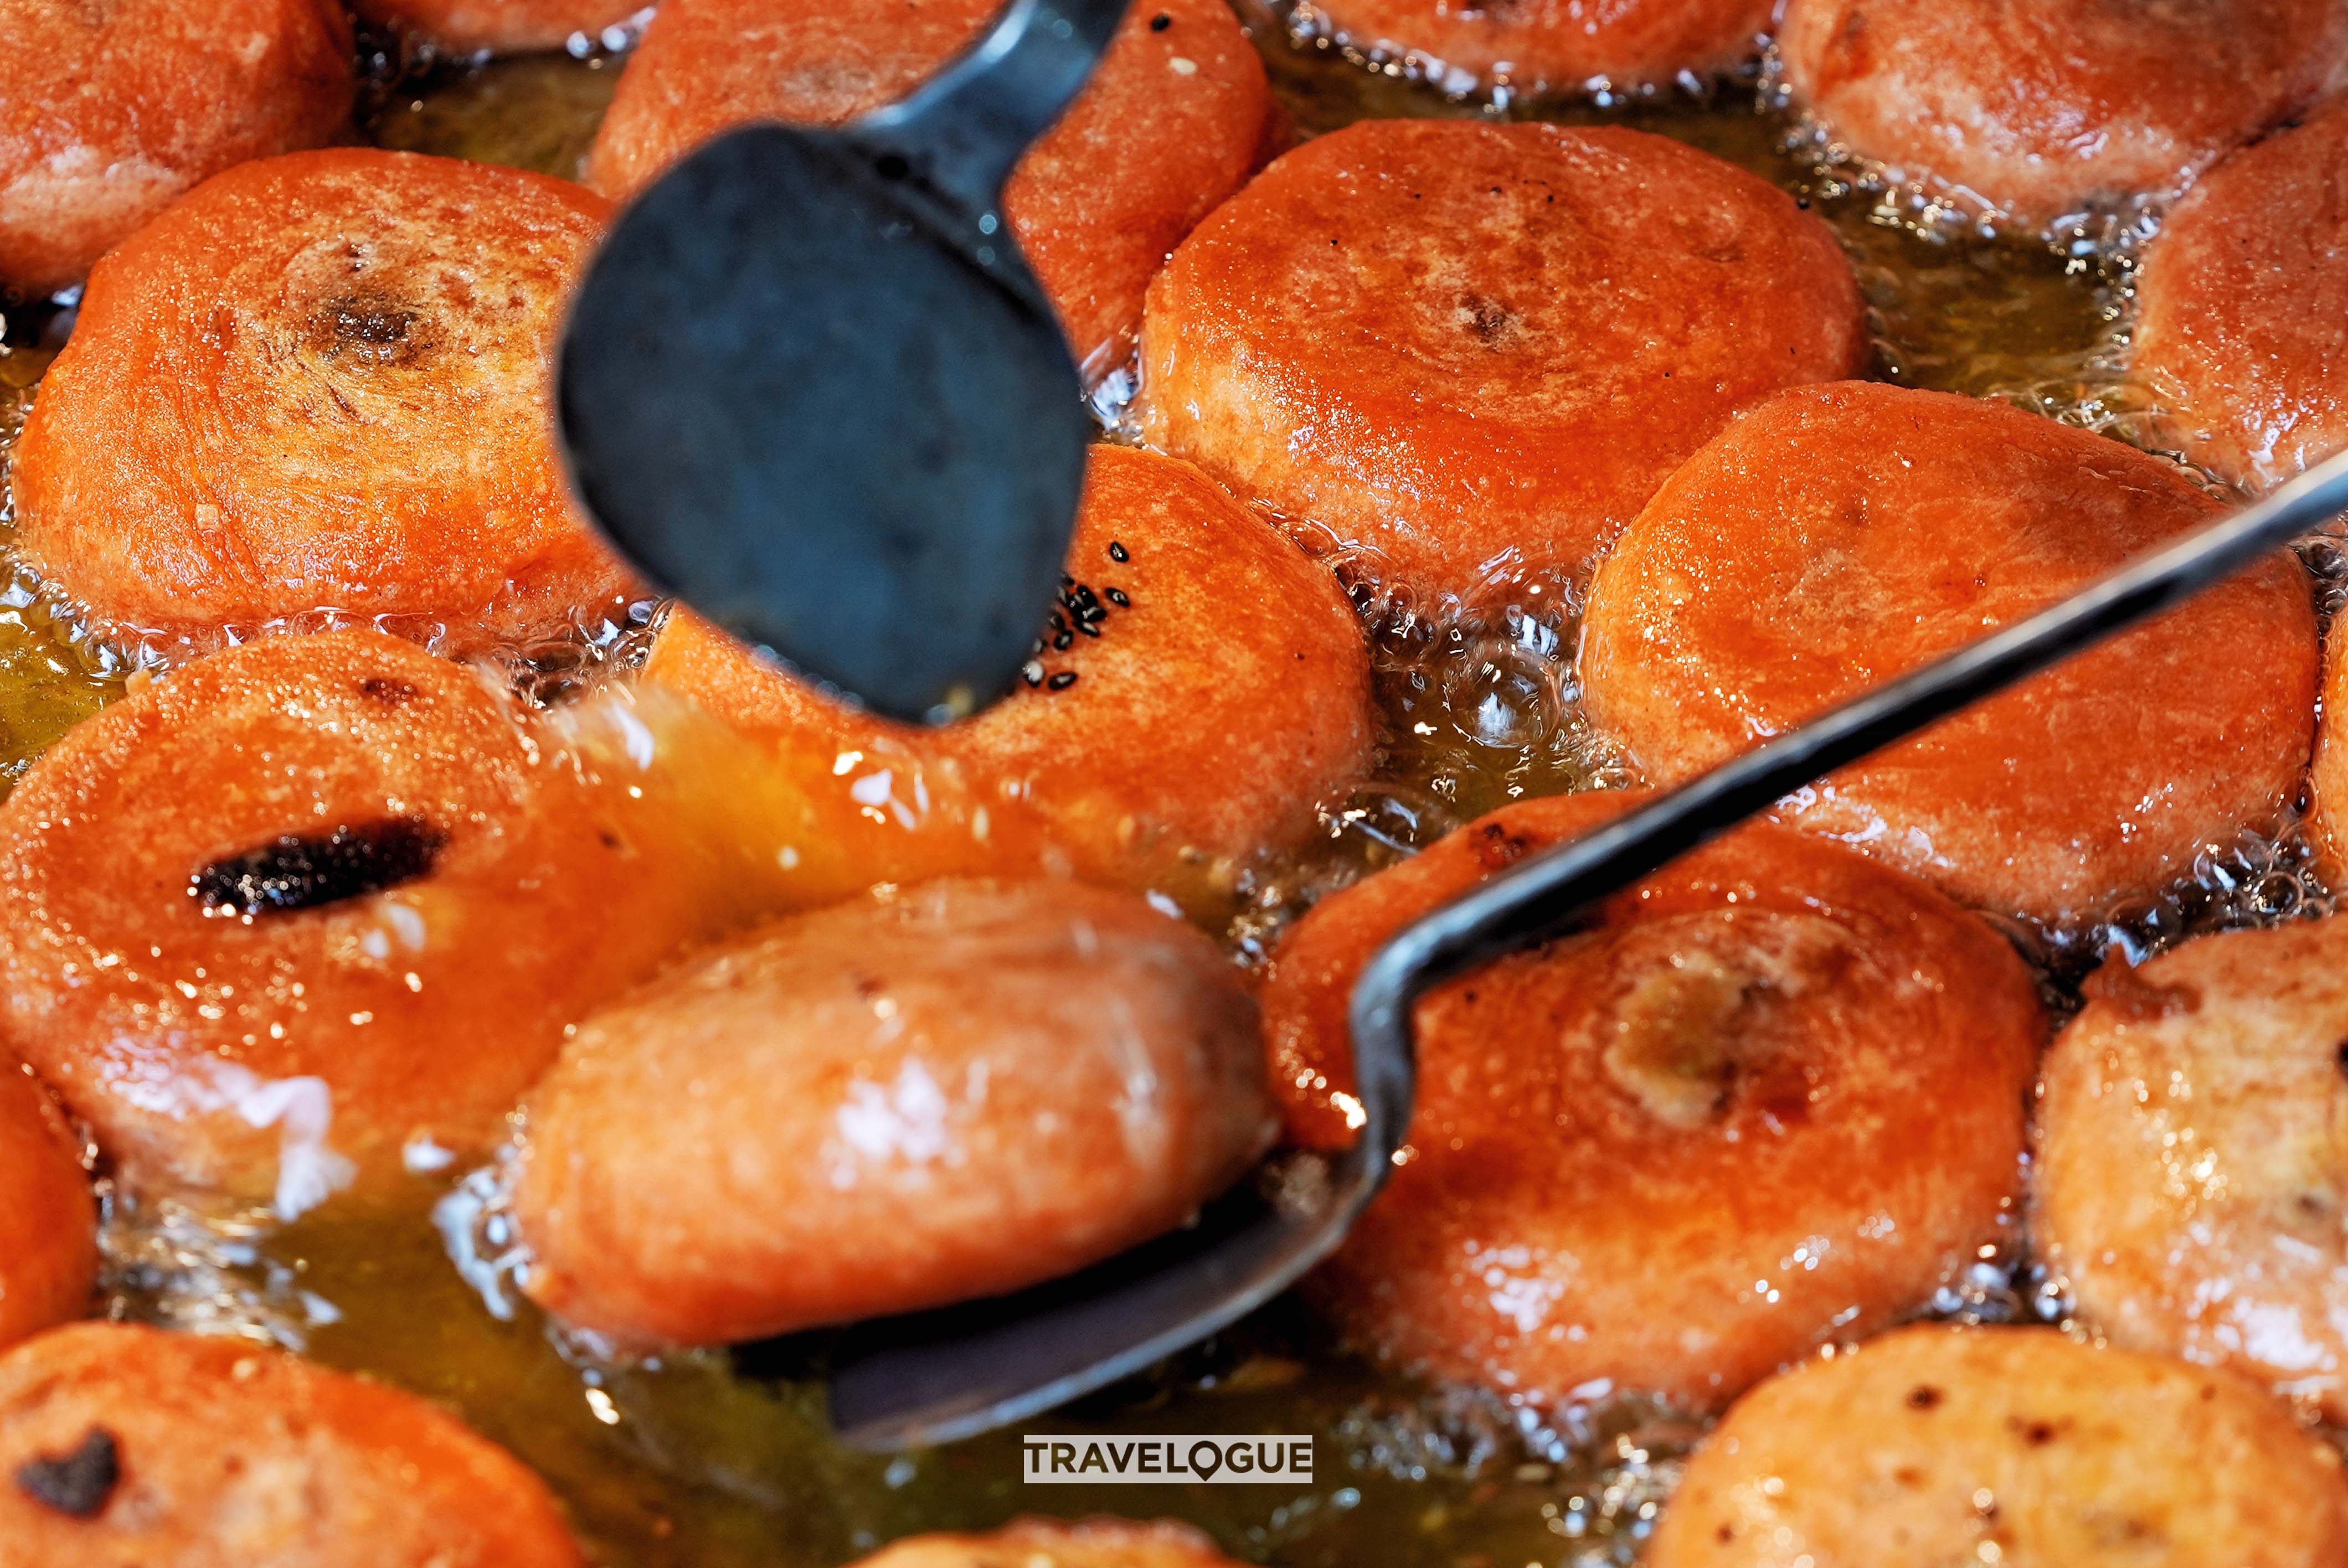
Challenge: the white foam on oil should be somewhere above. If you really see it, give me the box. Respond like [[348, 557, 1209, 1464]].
[[104, 1055, 354, 1223]]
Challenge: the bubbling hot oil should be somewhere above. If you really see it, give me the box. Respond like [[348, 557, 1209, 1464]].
[[20, 17, 2344, 1568]]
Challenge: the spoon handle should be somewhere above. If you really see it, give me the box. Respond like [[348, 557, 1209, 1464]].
[[857, 0, 1134, 216], [1351, 445, 2348, 1080]]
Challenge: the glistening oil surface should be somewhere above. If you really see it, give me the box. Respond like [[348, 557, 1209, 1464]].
[[0, 9, 2263, 1567]]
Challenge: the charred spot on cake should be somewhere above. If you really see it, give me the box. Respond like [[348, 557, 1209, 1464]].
[[13, 1427, 120, 1519], [1469, 822, 1537, 870], [1458, 293, 1521, 348], [337, 300, 415, 345], [312, 293, 431, 367], [1907, 1383, 1944, 1410], [190, 817, 447, 916], [358, 675, 420, 708], [2007, 1415, 2063, 1446]]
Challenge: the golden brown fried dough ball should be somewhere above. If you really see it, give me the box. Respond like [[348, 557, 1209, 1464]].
[[643, 446, 1372, 894], [1310, 0, 1772, 96], [1646, 1324, 2348, 1567], [0, 631, 765, 1217], [587, 0, 1274, 378], [1139, 118, 1867, 599], [513, 877, 1275, 1349], [1581, 382, 2318, 925], [2037, 917, 2348, 1420], [853, 1520, 1247, 1568], [353, 0, 643, 56], [1777, 0, 2348, 230], [1259, 791, 2042, 1411], [2136, 97, 2348, 493], [0, 1060, 94, 1351], [0, 0, 350, 299], [11, 149, 635, 656], [0, 1323, 583, 1566]]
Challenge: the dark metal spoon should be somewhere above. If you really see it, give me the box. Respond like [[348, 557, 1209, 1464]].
[[559, 0, 1129, 723]]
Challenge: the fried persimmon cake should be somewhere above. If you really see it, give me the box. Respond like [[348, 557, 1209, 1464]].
[[0, 0, 351, 299], [11, 148, 635, 656], [1580, 381, 2318, 925], [0, 1060, 94, 1352], [0, 1323, 583, 1565], [853, 1520, 1247, 1568], [353, 0, 645, 56], [1647, 1324, 2348, 1567], [642, 447, 1372, 894], [0, 632, 766, 1218], [1309, 0, 1772, 96], [513, 878, 1275, 1349], [2312, 633, 2348, 884], [1259, 791, 2041, 1411], [2037, 917, 2348, 1420], [586, 0, 1274, 379], [1139, 118, 1867, 599], [1777, 0, 2348, 229], [2135, 97, 2348, 493]]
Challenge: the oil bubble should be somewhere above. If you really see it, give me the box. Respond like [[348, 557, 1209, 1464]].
[[1445, 636, 1562, 750]]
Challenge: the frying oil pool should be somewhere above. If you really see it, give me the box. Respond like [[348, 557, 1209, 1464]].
[[0, 15, 2335, 1568]]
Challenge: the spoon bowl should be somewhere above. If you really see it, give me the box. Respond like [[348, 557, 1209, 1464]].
[[559, 0, 1125, 724]]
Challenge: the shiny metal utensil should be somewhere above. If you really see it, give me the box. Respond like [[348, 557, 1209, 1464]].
[[1350, 448, 2348, 1125], [821, 1096, 1413, 1449], [559, 0, 1126, 724]]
